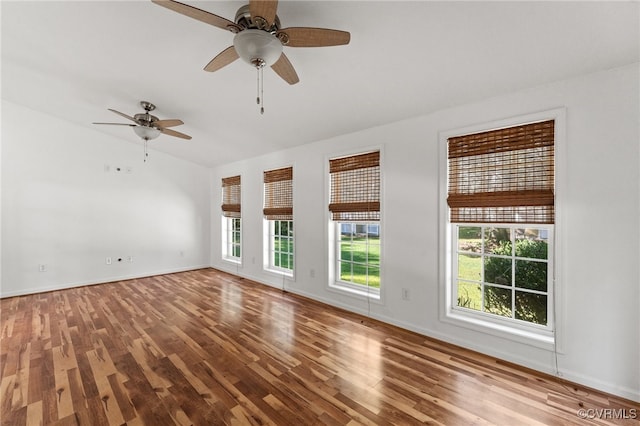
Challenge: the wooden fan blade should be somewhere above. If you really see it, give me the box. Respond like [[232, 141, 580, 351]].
[[152, 119, 183, 128], [151, 0, 237, 32], [204, 46, 239, 72], [93, 122, 136, 126], [271, 53, 299, 85], [277, 27, 350, 47], [161, 128, 192, 140], [249, 0, 278, 28], [108, 109, 139, 123]]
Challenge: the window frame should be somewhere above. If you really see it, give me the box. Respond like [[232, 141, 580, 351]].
[[333, 222, 381, 298], [451, 223, 554, 333], [266, 219, 294, 275], [222, 216, 242, 263], [327, 148, 383, 301], [221, 175, 242, 264], [439, 109, 565, 350], [262, 166, 295, 278]]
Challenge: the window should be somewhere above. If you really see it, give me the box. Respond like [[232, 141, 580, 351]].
[[221, 175, 241, 262], [336, 222, 380, 294], [446, 120, 555, 334], [454, 225, 551, 326], [263, 167, 294, 275], [329, 151, 381, 297], [269, 219, 294, 272]]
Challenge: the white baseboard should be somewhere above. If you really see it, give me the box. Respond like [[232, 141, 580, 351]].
[[0, 265, 210, 298]]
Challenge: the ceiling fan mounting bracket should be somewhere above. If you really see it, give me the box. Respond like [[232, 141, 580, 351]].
[[140, 101, 156, 112]]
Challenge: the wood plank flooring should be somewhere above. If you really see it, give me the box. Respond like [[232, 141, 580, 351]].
[[1, 268, 638, 425]]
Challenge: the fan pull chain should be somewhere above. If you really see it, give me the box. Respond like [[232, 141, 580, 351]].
[[143, 139, 149, 162], [256, 65, 265, 115]]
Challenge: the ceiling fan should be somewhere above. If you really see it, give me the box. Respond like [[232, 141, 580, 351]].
[[151, 0, 351, 113], [93, 101, 191, 161]]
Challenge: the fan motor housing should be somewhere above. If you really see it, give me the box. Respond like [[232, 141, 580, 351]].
[[134, 113, 158, 125], [235, 4, 280, 32]]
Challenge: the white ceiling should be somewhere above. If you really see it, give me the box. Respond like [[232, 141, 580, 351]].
[[2, 1, 638, 168]]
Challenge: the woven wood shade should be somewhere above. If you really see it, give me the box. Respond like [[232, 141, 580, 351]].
[[329, 151, 380, 221], [264, 167, 293, 220], [221, 175, 241, 218], [447, 120, 555, 224]]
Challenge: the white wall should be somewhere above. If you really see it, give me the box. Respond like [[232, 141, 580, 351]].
[[1, 100, 211, 297], [210, 64, 639, 401]]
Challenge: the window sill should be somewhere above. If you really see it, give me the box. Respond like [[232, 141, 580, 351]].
[[223, 257, 241, 265], [264, 267, 294, 279], [443, 309, 555, 351], [329, 282, 381, 300]]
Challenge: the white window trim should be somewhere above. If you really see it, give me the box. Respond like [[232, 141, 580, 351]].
[[438, 108, 566, 351], [330, 222, 381, 300], [325, 146, 385, 302], [221, 216, 242, 264], [263, 218, 295, 278]]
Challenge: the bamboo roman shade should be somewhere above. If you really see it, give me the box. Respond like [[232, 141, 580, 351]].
[[447, 120, 555, 224], [263, 167, 293, 220], [329, 151, 380, 221], [221, 175, 241, 218]]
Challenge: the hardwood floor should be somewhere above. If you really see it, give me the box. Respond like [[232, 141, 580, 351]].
[[1, 268, 638, 425]]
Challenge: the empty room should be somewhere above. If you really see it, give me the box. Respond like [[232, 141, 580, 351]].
[[1, 1, 639, 425]]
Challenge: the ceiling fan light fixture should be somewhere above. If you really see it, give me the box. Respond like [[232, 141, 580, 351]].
[[233, 29, 282, 67], [133, 125, 161, 141]]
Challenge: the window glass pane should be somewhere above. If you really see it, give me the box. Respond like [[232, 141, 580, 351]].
[[484, 227, 512, 255], [457, 281, 481, 311], [458, 254, 481, 281], [352, 264, 367, 285], [368, 242, 380, 266], [515, 231, 548, 260], [484, 256, 512, 286], [340, 242, 352, 261], [515, 259, 547, 291], [368, 266, 380, 288], [352, 242, 367, 263], [273, 220, 280, 235], [458, 226, 481, 252], [484, 286, 512, 318], [515, 292, 547, 325], [233, 246, 240, 257], [340, 262, 352, 282]]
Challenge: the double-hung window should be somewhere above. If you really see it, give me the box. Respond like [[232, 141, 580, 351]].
[[263, 167, 294, 275], [329, 151, 381, 298], [446, 120, 555, 337], [221, 175, 241, 262]]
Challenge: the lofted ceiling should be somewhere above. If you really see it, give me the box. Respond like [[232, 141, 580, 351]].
[[2, 1, 638, 168]]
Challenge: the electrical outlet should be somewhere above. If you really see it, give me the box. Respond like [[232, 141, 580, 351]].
[[402, 288, 410, 301], [106, 257, 112, 265], [128, 256, 133, 262], [38, 264, 46, 272], [310, 269, 315, 278]]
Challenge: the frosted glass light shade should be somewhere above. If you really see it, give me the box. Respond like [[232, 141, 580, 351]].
[[234, 29, 283, 66], [134, 126, 161, 140]]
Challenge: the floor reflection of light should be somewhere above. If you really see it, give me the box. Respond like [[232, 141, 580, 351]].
[[335, 329, 383, 413], [267, 299, 295, 350], [219, 282, 244, 326]]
